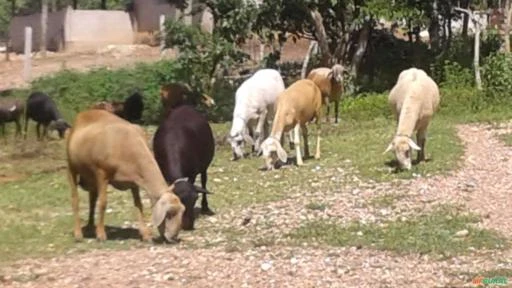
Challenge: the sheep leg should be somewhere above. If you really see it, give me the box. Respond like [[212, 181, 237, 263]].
[[23, 118, 29, 139], [315, 118, 322, 160], [36, 123, 41, 140], [334, 100, 339, 124], [68, 168, 83, 241], [95, 171, 108, 242], [325, 97, 331, 123], [294, 124, 303, 166], [254, 110, 267, 153], [15, 119, 22, 138], [416, 128, 427, 163], [200, 172, 214, 215], [131, 187, 152, 241], [301, 124, 310, 159], [87, 189, 98, 231]]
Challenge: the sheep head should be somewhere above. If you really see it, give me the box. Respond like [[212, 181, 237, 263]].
[[384, 135, 421, 170], [48, 119, 72, 139], [260, 136, 287, 170], [329, 64, 345, 85], [228, 118, 254, 160], [168, 178, 211, 231], [152, 187, 185, 243], [201, 94, 216, 107]]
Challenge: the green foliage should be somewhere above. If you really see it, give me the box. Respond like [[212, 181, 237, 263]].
[[288, 207, 508, 255], [340, 93, 390, 121], [27, 61, 179, 124], [482, 52, 512, 104]]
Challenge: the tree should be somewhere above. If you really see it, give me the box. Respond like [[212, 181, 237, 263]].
[[504, 0, 511, 52]]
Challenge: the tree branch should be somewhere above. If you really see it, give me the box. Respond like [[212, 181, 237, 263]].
[[309, 9, 331, 66]]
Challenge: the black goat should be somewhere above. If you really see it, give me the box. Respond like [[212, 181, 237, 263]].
[[24, 92, 71, 140], [0, 99, 24, 138], [152, 105, 215, 231], [90, 92, 144, 123]]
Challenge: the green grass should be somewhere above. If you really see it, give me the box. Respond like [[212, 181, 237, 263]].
[[0, 89, 511, 265], [367, 193, 406, 208], [288, 207, 508, 256], [499, 133, 512, 146]]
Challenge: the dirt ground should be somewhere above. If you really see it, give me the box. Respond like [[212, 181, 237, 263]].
[[1, 123, 512, 287]]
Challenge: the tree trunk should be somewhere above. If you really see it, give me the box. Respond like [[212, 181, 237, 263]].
[[350, 22, 370, 83], [504, 0, 511, 52], [309, 9, 331, 67], [462, 0, 470, 38], [51, 0, 57, 11], [301, 41, 318, 79], [41, 0, 48, 57], [72, 0, 77, 9], [474, 16, 482, 89], [429, 0, 441, 51], [101, 0, 107, 9]]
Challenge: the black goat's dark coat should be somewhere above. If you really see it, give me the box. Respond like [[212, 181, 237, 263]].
[[24, 91, 70, 139], [122, 92, 144, 123], [153, 105, 215, 230]]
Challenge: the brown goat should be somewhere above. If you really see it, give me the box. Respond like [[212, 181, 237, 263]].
[[66, 109, 185, 242], [160, 83, 216, 112], [307, 64, 344, 123]]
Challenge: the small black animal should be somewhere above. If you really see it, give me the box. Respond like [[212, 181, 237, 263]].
[[24, 91, 71, 140], [0, 99, 24, 138]]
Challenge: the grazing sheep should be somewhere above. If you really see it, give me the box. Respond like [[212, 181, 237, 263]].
[[307, 64, 344, 123], [228, 69, 285, 160], [24, 91, 71, 140], [90, 92, 144, 123], [153, 105, 215, 231], [259, 79, 323, 170], [384, 67, 440, 170], [66, 109, 185, 242], [0, 99, 24, 138], [160, 83, 215, 113]]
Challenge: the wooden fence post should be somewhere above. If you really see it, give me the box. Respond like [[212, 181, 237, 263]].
[[24, 26, 32, 82], [160, 14, 166, 57]]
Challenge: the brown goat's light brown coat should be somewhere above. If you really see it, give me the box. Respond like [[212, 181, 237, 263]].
[[307, 64, 344, 123], [260, 79, 323, 170], [66, 110, 185, 242]]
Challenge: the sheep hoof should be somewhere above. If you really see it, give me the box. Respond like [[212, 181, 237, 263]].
[[73, 231, 84, 242], [201, 208, 215, 216], [315, 154, 321, 160], [96, 230, 107, 242]]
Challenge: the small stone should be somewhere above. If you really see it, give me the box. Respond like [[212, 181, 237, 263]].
[[454, 229, 469, 237], [261, 261, 273, 271], [213, 178, 221, 183], [290, 257, 298, 265], [356, 231, 363, 236]]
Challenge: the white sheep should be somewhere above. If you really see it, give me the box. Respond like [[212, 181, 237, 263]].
[[307, 64, 344, 123], [259, 79, 323, 170], [384, 67, 440, 170], [228, 68, 285, 160]]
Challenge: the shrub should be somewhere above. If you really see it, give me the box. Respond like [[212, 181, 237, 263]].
[[482, 52, 512, 104]]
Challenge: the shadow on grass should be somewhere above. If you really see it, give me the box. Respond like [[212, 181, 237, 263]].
[[82, 225, 141, 241]]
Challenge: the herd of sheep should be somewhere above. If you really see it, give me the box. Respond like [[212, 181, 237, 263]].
[[0, 65, 440, 243]]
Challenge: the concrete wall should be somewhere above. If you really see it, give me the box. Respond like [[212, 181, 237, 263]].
[[9, 7, 134, 53], [9, 8, 68, 53], [65, 9, 134, 52], [132, 0, 213, 33]]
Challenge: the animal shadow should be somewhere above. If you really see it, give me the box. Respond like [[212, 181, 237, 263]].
[[81, 225, 141, 240]]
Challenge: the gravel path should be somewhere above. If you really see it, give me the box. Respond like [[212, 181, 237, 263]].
[[1, 123, 512, 288]]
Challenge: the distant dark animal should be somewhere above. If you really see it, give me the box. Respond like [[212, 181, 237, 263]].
[[0, 99, 24, 138], [90, 92, 144, 123], [24, 92, 71, 140], [153, 105, 215, 231]]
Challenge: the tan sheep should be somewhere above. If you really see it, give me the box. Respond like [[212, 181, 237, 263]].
[[384, 67, 440, 170], [307, 64, 344, 123], [66, 109, 185, 242], [160, 83, 216, 112], [259, 79, 323, 170]]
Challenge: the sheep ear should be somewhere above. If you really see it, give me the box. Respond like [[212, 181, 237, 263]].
[[407, 138, 421, 151], [383, 143, 393, 154], [327, 70, 334, 80], [195, 186, 213, 194], [276, 143, 288, 163], [152, 195, 171, 227]]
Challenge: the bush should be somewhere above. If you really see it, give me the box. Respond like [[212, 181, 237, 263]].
[[340, 93, 390, 121], [482, 52, 512, 104], [27, 61, 179, 124]]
